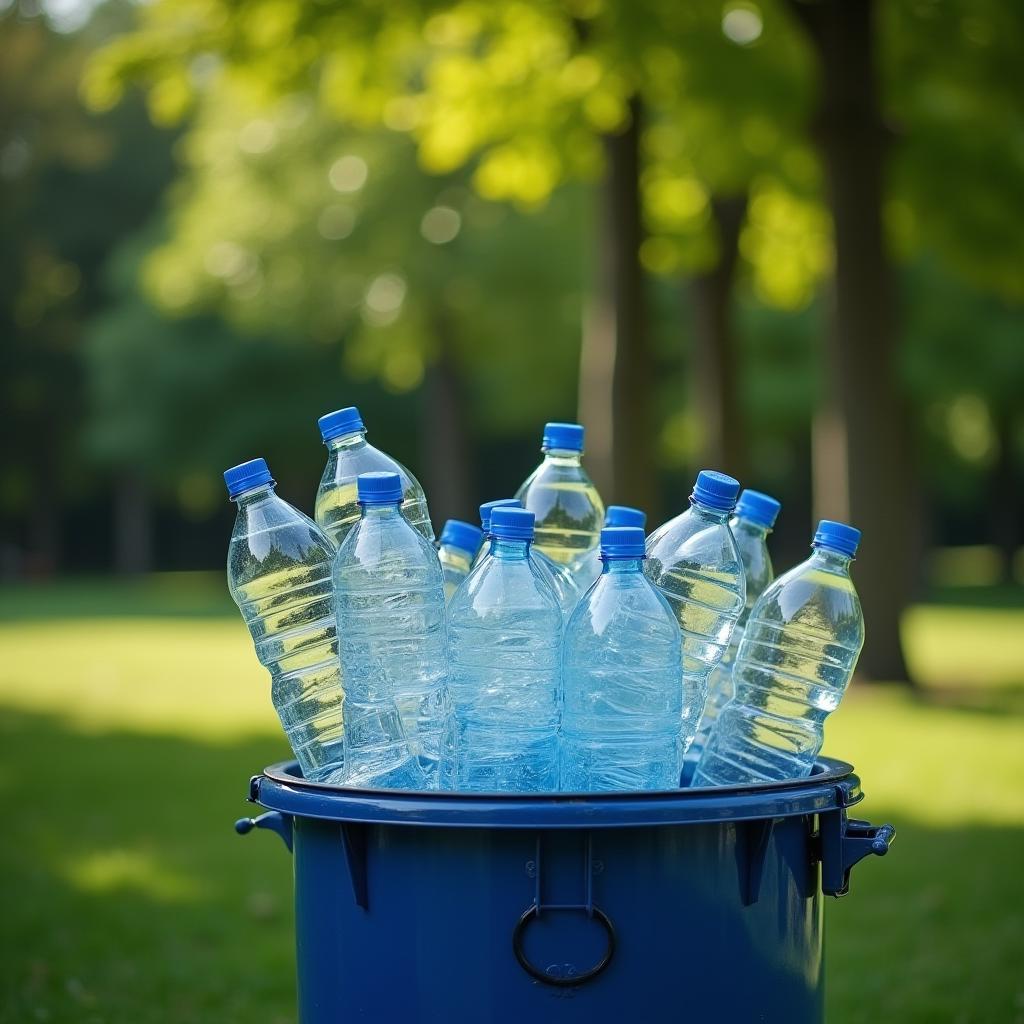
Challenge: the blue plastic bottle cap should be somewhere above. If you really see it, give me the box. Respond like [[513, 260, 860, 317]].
[[440, 519, 484, 554], [604, 505, 646, 529], [357, 471, 403, 505], [490, 506, 535, 541], [691, 470, 741, 512], [479, 498, 521, 532], [224, 458, 274, 499], [318, 406, 365, 442], [542, 422, 585, 452], [736, 489, 781, 529], [813, 519, 861, 557], [600, 526, 646, 559]]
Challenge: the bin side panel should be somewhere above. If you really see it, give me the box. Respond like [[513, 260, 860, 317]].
[[292, 814, 823, 1024]]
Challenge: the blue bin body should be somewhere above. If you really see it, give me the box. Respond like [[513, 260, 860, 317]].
[[238, 758, 893, 1024]]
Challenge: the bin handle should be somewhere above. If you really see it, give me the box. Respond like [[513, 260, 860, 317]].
[[235, 811, 293, 853], [512, 904, 615, 988]]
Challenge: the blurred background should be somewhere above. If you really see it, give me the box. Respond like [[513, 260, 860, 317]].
[[1, 0, 1022, 1021]]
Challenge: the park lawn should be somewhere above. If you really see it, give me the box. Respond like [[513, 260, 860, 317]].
[[0, 580, 1022, 1023]]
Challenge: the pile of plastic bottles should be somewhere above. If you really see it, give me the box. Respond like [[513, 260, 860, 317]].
[[225, 410, 865, 794]]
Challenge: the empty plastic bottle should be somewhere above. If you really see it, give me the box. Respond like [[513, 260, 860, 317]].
[[693, 520, 864, 787], [561, 527, 684, 792], [437, 519, 484, 602], [686, 489, 781, 777], [315, 406, 433, 548], [574, 505, 647, 596], [446, 507, 561, 792], [645, 471, 745, 752], [333, 472, 450, 789], [224, 458, 345, 782], [516, 422, 605, 576], [475, 498, 578, 617]]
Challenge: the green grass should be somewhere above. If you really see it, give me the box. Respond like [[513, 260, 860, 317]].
[[1, 576, 1023, 1023]]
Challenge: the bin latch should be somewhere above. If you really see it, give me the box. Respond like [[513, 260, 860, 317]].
[[818, 807, 895, 897], [512, 833, 615, 989]]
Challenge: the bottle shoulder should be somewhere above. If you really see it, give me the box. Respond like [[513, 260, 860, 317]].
[[645, 509, 742, 577], [333, 514, 442, 583], [566, 573, 681, 644], [749, 560, 863, 638], [448, 556, 562, 626], [228, 495, 334, 585]]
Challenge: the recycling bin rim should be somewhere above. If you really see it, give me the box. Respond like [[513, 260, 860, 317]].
[[247, 755, 864, 830]]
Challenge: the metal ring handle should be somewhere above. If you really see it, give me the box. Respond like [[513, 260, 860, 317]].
[[512, 905, 615, 987]]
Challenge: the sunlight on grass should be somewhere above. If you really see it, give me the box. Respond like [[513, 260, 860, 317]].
[[61, 849, 206, 903], [824, 685, 1024, 826], [902, 605, 1024, 687], [0, 619, 279, 741]]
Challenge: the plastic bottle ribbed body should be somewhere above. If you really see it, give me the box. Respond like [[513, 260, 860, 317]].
[[689, 517, 774, 766], [315, 431, 433, 548], [438, 545, 474, 603], [561, 559, 684, 792], [693, 548, 864, 786], [516, 451, 604, 575], [644, 502, 745, 751], [227, 485, 345, 782], [446, 540, 561, 792], [333, 504, 451, 789]]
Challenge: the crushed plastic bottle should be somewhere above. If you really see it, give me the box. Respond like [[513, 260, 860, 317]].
[[561, 527, 683, 792], [315, 406, 433, 548], [516, 422, 604, 576], [685, 489, 780, 778], [333, 471, 450, 789], [224, 458, 345, 782], [446, 507, 561, 792], [694, 520, 864, 786], [645, 470, 745, 753]]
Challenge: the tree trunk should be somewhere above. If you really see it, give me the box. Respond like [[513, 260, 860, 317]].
[[689, 194, 748, 479], [789, 0, 915, 682], [578, 95, 657, 517], [420, 320, 474, 530], [113, 473, 152, 575], [991, 408, 1020, 583]]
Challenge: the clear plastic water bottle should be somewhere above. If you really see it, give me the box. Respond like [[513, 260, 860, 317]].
[[224, 459, 345, 782], [574, 505, 647, 596], [516, 422, 605, 576], [333, 471, 450, 789], [693, 520, 864, 787], [561, 527, 684, 792], [685, 489, 780, 777], [315, 406, 433, 548], [446, 507, 561, 792], [475, 498, 578, 617], [437, 519, 484, 602], [645, 470, 745, 752]]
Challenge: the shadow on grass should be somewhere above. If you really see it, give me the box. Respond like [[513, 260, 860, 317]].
[[0, 708, 295, 1024], [1, 707, 1021, 1024]]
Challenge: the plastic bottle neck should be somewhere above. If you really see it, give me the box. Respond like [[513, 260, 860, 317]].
[[810, 545, 853, 573], [490, 537, 531, 560], [325, 429, 368, 453], [542, 448, 583, 467], [602, 557, 644, 575], [689, 498, 732, 524], [234, 483, 276, 506], [360, 502, 402, 520], [733, 517, 770, 541]]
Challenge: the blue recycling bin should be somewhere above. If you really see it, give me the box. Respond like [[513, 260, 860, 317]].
[[237, 757, 893, 1023]]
